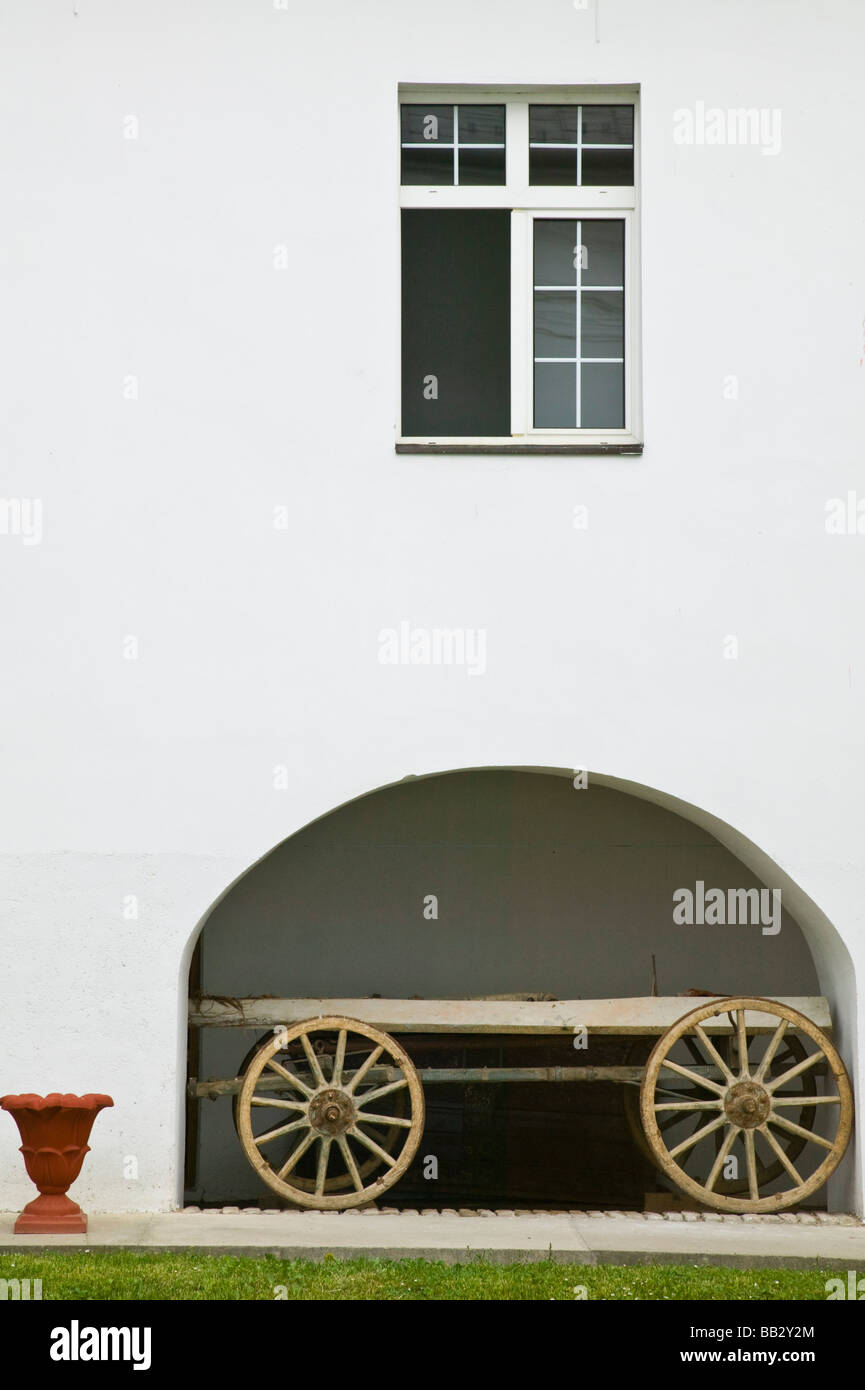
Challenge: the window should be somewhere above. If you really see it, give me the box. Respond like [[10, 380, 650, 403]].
[[529, 104, 634, 186], [398, 87, 641, 453], [401, 105, 506, 185]]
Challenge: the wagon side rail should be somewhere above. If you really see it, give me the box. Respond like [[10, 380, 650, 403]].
[[188, 994, 833, 1035]]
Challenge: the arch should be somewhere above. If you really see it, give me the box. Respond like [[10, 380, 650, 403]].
[[179, 765, 858, 1210]]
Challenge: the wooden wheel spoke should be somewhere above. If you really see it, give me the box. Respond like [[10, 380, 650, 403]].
[[766, 1049, 825, 1092], [692, 1024, 735, 1084], [350, 1125, 397, 1168], [332, 1030, 348, 1089], [668, 1112, 726, 1160], [315, 1137, 332, 1195], [759, 1124, 803, 1186], [344, 1045, 384, 1095], [705, 1126, 737, 1192], [337, 1135, 364, 1192], [266, 1058, 313, 1098], [743, 1129, 758, 1200], [736, 1010, 749, 1077], [254, 1116, 309, 1147], [653, 1082, 705, 1102], [354, 1077, 409, 1107], [772, 1094, 840, 1106], [654, 1099, 723, 1112], [355, 1111, 414, 1128], [301, 1033, 327, 1088], [659, 1059, 725, 1096], [768, 1111, 834, 1151], [276, 1130, 316, 1178], [251, 1096, 307, 1111], [752, 1018, 789, 1083]]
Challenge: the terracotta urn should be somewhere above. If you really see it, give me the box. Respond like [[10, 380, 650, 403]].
[[1, 1093, 114, 1234]]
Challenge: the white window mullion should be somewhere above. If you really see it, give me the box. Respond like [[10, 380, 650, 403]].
[[511, 208, 529, 437], [506, 100, 528, 192], [626, 206, 638, 437], [453, 104, 459, 186], [576, 105, 583, 187], [575, 217, 582, 428]]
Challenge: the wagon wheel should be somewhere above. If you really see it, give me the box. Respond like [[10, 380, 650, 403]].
[[640, 997, 853, 1213], [233, 1034, 409, 1195], [624, 1030, 817, 1196], [237, 1016, 424, 1210]]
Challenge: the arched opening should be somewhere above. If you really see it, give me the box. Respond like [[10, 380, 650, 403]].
[[182, 768, 856, 1211]]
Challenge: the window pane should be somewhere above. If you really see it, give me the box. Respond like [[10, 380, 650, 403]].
[[529, 146, 578, 185], [529, 104, 634, 185], [401, 146, 454, 185], [535, 363, 576, 428], [533, 219, 626, 429], [458, 105, 505, 143], [581, 220, 624, 287], [581, 291, 624, 358], [580, 362, 624, 428], [401, 104, 454, 143], [401, 210, 511, 437], [534, 219, 578, 286], [458, 146, 506, 185], [580, 104, 634, 144], [535, 292, 576, 358], [529, 105, 579, 143], [580, 147, 633, 185]]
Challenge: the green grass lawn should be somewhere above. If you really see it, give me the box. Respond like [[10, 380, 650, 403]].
[[0, 1252, 838, 1300]]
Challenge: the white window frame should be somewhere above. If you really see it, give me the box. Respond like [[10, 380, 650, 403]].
[[397, 84, 642, 450]]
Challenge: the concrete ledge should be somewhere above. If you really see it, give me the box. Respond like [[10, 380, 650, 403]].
[[1, 1210, 863, 1270]]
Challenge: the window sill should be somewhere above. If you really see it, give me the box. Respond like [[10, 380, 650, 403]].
[[396, 441, 643, 455]]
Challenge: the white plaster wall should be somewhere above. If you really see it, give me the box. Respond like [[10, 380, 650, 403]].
[[0, 0, 863, 1211]]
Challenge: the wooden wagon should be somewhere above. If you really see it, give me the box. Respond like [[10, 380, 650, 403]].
[[188, 993, 853, 1214]]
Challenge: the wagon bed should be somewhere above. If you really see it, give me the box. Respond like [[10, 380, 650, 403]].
[[187, 993, 851, 1215]]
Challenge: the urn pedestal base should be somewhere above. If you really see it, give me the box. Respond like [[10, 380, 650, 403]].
[[14, 1193, 87, 1235]]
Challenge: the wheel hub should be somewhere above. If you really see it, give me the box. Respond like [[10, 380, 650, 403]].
[[724, 1080, 770, 1129], [308, 1088, 356, 1137]]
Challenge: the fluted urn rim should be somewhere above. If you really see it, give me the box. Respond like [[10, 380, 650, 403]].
[[1, 1093, 114, 1112]]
